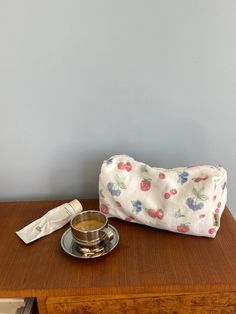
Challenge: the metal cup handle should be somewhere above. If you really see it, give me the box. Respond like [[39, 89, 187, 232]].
[[99, 226, 114, 242]]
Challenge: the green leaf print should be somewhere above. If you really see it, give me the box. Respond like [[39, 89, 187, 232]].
[[192, 187, 209, 202], [115, 175, 127, 189]]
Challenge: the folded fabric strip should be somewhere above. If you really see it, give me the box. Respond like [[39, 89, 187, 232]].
[[99, 155, 227, 238]]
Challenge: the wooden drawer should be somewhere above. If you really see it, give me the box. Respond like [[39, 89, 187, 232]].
[[46, 292, 236, 314]]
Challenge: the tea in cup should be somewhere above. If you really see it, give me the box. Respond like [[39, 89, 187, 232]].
[[70, 210, 113, 250]]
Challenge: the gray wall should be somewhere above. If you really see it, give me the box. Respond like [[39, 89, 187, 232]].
[[0, 1, 235, 215]]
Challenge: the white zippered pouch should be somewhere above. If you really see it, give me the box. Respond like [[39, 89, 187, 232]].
[[99, 155, 227, 238]]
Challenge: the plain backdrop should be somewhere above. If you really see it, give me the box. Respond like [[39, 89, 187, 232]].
[[0, 1, 235, 216]]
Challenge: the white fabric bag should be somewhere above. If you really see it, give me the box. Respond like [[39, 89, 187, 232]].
[[99, 155, 227, 238]]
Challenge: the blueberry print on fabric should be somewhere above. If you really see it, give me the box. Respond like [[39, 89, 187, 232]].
[[99, 155, 227, 238], [107, 175, 127, 197], [132, 200, 143, 214], [186, 187, 209, 211], [106, 158, 113, 165], [178, 171, 189, 185]]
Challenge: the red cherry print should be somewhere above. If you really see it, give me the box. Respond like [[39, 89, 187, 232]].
[[118, 162, 126, 170], [100, 204, 109, 215], [147, 209, 157, 218], [159, 173, 166, 179], [147, 209, 164, 219], [217, 202, 221, 208], [156, 209, 164, 219], [125, 162, 132, 172], [208, 228, 216, 234], [213, 195, 217, 201], [170, 189, 177, 195], [125, 216, 135, 222], [118, 161, 132, 171], [215, 208, 219, 214], [164, 192, 171, 199]]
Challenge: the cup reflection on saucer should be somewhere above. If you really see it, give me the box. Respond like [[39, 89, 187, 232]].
[[71, 239, 107, 258]]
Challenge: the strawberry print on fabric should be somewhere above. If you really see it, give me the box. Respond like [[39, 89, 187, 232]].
[[99, 155, 227, 238], [177, 223, 190, 233], [140, 178, 151, 191]]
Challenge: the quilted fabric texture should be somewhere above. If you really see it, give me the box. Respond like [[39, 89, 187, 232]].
[[99, 155, 227, 238]]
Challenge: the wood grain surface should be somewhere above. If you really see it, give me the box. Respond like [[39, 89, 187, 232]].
[[46, 292, 236, 314], [0, 199, 235, 301]]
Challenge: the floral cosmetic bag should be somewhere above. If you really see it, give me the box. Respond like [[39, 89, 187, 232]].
[[99, 155, 227, 238]]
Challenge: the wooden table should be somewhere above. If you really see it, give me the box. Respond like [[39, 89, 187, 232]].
[[0, 200, 235, 313]]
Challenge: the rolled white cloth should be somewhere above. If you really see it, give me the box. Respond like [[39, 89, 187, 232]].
[[16, 199, 83, 244]]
